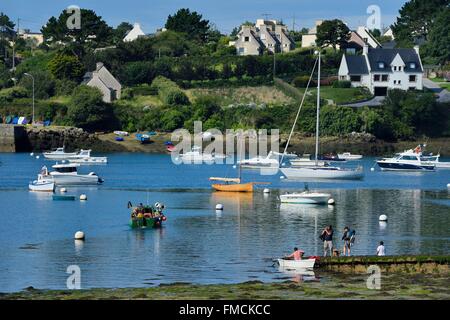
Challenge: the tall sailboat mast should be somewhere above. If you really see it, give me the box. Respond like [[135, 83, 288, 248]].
[[314, 51, 321, 166]]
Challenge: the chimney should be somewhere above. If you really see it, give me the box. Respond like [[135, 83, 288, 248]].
[[363, 44, 369, 56], [413, 45, 420, 55], [96, 62, 104, 71]]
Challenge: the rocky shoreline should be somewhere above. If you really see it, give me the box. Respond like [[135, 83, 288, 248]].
[[10, 126, 450, 156]]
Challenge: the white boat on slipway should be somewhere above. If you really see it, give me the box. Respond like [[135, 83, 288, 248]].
[[277, 258, 316, 269]]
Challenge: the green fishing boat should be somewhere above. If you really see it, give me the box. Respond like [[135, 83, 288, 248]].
[[128, 201, 167, 229]]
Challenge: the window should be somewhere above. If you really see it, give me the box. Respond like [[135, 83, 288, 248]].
[[409, 75, 416, 82], [374, 74, 380, 81], [393, 66, 397, 71], [238, 47, 245, 54], [409, 62, 416, 69], [244, 36, 250, 42], [378, 62, 385, 69], [398, 66, 402, 71], [350, 75, 361, 82], [381, 74, 388, 81]]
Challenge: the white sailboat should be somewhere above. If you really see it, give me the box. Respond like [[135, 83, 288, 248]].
[[279, 51, 364, 180]]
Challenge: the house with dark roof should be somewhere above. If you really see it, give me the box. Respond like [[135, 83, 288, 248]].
[[83, 63, 122, 103], [233, 19, 295, 56], [338, 45, 423, 96]]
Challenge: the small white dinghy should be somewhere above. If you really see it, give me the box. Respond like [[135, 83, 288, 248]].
[[337, 152, 363, 160], [29, 174, 55, 192], [280, 192, 331, 204], [277, 258, 316, 269]]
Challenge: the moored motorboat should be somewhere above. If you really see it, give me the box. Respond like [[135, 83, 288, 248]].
[[49, 163, 104, 185], [29, 174, 54, 192], [68, 149, 108, 164], [277, 258, 316, 269], [43, 147, 78, 160], [289, 154, 327, 167], [180, 145, 216, 163], [238, 153, 279, 169], [377, 150, 435, 171], [337, 152, 363, 160]]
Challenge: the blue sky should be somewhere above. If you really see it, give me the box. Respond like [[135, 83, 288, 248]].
[[1, 0, 408, 34]]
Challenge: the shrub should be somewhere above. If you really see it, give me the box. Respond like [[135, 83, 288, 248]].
[[292, 75, 313, 88], [332, 80, 351, 88], [55, 79, 78, 96], [151, 76, 189, 106], [0, 87, 29, 103], [67, 85, 118, 131]]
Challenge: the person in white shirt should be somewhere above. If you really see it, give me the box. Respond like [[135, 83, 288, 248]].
[[376, 241, 385, 256]]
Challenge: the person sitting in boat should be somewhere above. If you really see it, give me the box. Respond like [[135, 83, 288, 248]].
[[143, 206, 154, 218], [285, 247, 305, 260]]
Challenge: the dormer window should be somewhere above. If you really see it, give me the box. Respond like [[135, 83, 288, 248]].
[[378, 62, 385, 69], [409, 62, 416, 69]]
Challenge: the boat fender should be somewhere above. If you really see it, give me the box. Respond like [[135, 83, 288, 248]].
[[379, 214, 388, 221], [79, 194, 87, 201], [215, 204, 224, 210], [328, 198, 335, 205]]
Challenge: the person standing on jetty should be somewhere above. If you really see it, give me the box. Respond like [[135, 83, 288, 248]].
[[321, 225, 334, 256], [342, 227, 356, 256]]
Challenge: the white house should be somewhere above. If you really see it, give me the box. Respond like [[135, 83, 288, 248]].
[[123, 23, 146, 42], [83, 63, 122, 103], [338, 45, 423, 96]]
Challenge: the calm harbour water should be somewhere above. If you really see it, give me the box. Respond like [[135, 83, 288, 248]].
[[0, 153, 449, 292]]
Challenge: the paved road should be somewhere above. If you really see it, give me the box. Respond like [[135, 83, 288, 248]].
[[339, 96, 385, 107], [423, 78, 450, 103]]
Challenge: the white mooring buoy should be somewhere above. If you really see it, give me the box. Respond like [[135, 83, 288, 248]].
[[263, 188, 270, 194], [79, 194, 87, 201], [35, 155, 40, 159], [328, 198, 335, 205], [215, 204, 224, 210], [447, 183, 450, 189], [30, 152, 34, 156], [370, 167, 375, 172], [379, 214, 388, 222], [60, 188, 67, 193], [74, 231, 85, 240]]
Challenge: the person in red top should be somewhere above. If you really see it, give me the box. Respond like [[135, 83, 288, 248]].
[[285, 247, 304, 260]]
